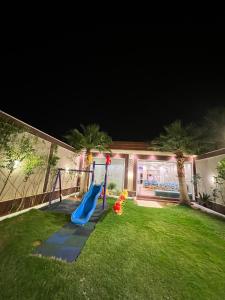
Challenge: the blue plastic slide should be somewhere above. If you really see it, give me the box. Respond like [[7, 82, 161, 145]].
[[71, 183, 103, 225]]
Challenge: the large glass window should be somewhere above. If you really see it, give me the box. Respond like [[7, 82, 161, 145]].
[[92, 158, 125, 191], [137, 160, 192, 199]]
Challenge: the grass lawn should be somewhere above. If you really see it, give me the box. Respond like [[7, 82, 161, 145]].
[[1, 199, 225, 300]]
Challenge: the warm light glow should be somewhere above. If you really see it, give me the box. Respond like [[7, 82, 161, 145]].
[[13, 160, 21, 169], [149, 155, 156, 160], [169, 156, 176, 161], [209, 175, 216, 184], [65, 167, 70, 173], [160, 166, 166, 173], [128, 170, 133, 180]]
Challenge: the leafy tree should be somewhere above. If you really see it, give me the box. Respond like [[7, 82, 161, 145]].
[[0, 135, 37, 197], [211, 158, 225, 204], [203, 106, 225, 150], [48, 144, 60, 171], [23, 153, 45, 182], [0, 116, 24, 152], [150, 120, 205, 205], [65, 124, 112, 191], [217, 158, 225, 180], [0, 117, 47, 199]]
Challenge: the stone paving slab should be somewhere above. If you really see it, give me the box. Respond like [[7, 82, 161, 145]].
[[35, 199, 106, 262], [34, 221, 96, 262], [135, 200, 163, 208], [35, 244, 81, 262]]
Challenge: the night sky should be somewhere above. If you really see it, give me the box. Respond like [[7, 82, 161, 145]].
[[1, 21, 225, 142]]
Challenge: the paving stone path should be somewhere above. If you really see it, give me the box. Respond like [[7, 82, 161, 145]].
[[33, 199, 105, 262]]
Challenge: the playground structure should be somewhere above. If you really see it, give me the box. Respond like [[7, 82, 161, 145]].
[[49, 154, 111, 225], [71, 183, 103, 225]]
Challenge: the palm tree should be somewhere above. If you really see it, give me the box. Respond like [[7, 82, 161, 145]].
[[150, 120, 203, 206], [65, 124, 112, 192]]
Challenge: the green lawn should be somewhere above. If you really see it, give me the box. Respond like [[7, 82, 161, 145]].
[[1, 199, 225, 300]]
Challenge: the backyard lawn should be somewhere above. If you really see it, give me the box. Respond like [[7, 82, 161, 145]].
[[1, 199, 225, 300]]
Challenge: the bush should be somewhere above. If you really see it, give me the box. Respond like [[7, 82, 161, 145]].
[[108, 182, 117, 190], [217, 158, 225, 180], [197, 192, 211, 207]]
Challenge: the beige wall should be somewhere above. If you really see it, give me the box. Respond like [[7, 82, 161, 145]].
[[50, 146, 80, 191], [0, 133, 50, 201], [0, 132, 81, 202], [196, 154, 225, 205]]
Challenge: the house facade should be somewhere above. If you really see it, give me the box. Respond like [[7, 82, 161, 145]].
[[89, 141, 195, 200]]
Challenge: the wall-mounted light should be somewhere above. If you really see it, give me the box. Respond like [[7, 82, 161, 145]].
[[209, 175, 216, 184], [149, 155, 156, 160], [13, 160, 21, 169]]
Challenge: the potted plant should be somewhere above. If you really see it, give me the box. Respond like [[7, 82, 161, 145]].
[[107, 182, 117, 195]]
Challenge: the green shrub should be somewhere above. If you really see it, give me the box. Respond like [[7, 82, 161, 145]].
[[197, 192, 211, 207], [108, 182, 117, 190], [217, 158, 225, 180]]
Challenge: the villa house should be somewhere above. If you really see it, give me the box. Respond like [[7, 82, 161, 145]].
[[90, 141, 195, 200]]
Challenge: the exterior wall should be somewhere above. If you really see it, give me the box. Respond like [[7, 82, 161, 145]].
[[196, 153, 225, 205], [0, 111, 80, 216], [92, 150, 193, 199], [0, 133, 80, 202], [48, 146, 80, 192], [0, 133, 51, 202]]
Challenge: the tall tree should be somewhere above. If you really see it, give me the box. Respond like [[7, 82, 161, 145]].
[[203, 106, 225, 151], [150, 120, 203, 205], [65, 124, 112, 191]]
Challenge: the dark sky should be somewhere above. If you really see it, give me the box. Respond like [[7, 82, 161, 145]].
[[1, 21, 225, 142]]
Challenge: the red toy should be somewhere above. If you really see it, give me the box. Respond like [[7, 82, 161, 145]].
[[113, 200, 122, 215], [119, 194, 125, 201]]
